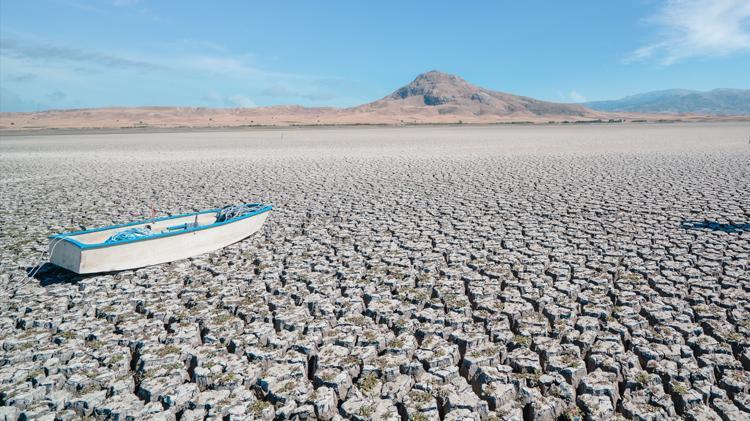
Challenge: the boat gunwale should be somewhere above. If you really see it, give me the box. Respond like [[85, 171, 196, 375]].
[[49, 205, 272, 250]]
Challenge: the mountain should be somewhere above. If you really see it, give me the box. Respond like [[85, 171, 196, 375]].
[[2, 71, 747, 131], [352, 71, 597, 121], [586, 88, 750, 115]]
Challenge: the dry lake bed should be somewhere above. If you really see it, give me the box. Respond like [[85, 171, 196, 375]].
[[1, 123, 749, 420]]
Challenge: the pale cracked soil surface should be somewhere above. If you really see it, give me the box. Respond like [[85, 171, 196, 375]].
[[1, 123, 749, 420]]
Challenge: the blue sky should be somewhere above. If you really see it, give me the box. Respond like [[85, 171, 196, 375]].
[[1, 0, 749, 111]]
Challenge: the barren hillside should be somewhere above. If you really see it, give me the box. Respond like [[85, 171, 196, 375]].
[[2, 71, 743, 131]]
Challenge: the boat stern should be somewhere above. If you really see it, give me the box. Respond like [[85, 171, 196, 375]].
[[49, 239, 83, 274]]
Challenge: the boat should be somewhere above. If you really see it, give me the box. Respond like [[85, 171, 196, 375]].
[[48, 203, 272, 274]]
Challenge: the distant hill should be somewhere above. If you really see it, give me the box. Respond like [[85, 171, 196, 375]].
[[2, 71, 748, 130], [586, 89, 750, 115], [353, 70, 597, 120]]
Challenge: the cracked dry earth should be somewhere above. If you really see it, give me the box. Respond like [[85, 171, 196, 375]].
[[1, 123, 749, 421]]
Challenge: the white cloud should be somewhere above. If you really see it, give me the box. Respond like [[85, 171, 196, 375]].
[[187, 56, 256, 77], [112, 0, 140, 6], [201, 91, 257, 108], [569, 90, 587, 103], [260, 85, 338, 101], [226, 95, 256, 108], [173, 54, 306, 80], [0, 88, 44, 112], [201, 91, 222, 103], [262, 85, 296, 97], [630, 0, 750, 65], [0, 36, 306, 81], [0, 38, 163, 70], [153, 39, 227, 53], [52, 0, 104, 13], [0, 35, 347, 109]]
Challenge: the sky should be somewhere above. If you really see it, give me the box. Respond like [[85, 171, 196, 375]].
[[1, 0, 749, 112]]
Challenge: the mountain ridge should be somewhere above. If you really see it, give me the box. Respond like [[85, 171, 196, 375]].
[[586, 88, 750, 115], [2, 71, 748, 130]]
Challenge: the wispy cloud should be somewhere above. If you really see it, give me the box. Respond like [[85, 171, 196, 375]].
[[0, 34, 348, 110], [6, 73, 37, 82], [304, 91, 337, 101], [0, 88, 46, 112], [51, 0, 104, 13], [568, 90, 587, 103], [262, 85, 296, 97], [226, 95, 256, 108], [261, 85, 338, 101], [152, 39, 227, 53], [0, 38, 163, 70], [201, 91, 256, 108], [186, 55, 259, 77], [629, 0, 750, 65], [47, 90, 66, 101], [55, 0, 166, 22], [0, 37, 292, 79]]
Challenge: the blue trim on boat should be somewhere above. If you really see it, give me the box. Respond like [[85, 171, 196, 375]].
[[49, 204, 272, 250]]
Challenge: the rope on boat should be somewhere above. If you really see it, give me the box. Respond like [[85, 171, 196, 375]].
[[15, 224, 150, 291], [14, 204, 263, 290], [105, 227, 152, 244], [215, 204, 263, 223], [14, 236, 66, 290]]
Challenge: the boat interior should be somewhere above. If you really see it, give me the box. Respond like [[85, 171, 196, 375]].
[[59, 211, 219, 245]]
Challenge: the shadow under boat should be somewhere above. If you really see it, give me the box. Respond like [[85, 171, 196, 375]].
[[26, 262, 86, 287], [680, 220, 750, 233]]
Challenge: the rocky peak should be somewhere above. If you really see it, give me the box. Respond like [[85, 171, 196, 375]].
[[362, 71, 592, 118], [389, 71, 478, 105]]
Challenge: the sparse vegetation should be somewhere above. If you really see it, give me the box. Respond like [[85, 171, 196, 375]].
[[162, 362, 183, 371], [155, 345, 180, 356], [635, 371, 650, 388], [279, 381, 294, 393], [26, 369, 45, 381], [86, 340, 104, 350], [348, 315, 368, 326], [109, 354, 125, 365], [212, 314, 234, 324], [672, 382, 689, 394], [58, 331, 76, 339], [410, 391, 432, 404], [412, 412, 429, 421], [563, 405, 581, 420], [248, 400, 271, 416], [360, 373, 380, 395], [513, 335, 531, 346], [358, 403, 375, 417]]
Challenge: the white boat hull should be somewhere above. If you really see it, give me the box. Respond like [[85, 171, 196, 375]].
[[49, 208, 270, 274]]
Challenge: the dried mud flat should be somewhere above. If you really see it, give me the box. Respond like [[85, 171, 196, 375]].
[[1, 123, 749, 420]]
